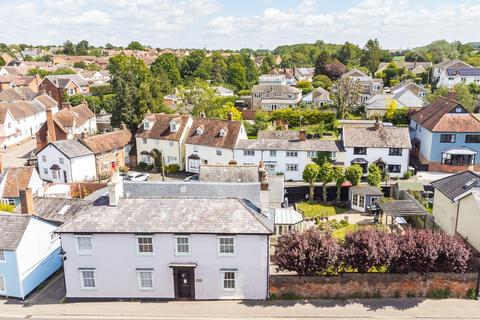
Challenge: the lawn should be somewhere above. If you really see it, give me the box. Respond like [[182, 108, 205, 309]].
[[332, 224, 358, 240], [296, 202, 349, 218]]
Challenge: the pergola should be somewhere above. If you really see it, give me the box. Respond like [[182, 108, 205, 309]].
[[377, 200, 428, 231]]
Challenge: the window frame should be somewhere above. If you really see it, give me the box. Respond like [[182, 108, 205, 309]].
[[136, 236, 154, 256], [440, 134, 456, 143], [217, 236, 235, 256], [269, 150, 277, 157], [216, 149, 222, 156], [0, 250, 5, 263], [79, 269, 96, 290], [388, 148, 402, 156], [286, 164, 298, 172], [136, 270, 154, 291], [387, 164, 402, 173], [286, 151, 298, 157], [465, 135, 480, 143], [221, 270, 237, 291], [353, 147, 367, 155], [174, 235, 190, 256], [74, 235, 94, 256], [243, 150, 255, 156]]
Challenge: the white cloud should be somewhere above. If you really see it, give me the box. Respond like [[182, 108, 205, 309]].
[[207, 0, 480, 49]]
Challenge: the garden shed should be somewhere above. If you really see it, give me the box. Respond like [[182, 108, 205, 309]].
[[349, 185, 383, 212], [269, 207, 304, 235]]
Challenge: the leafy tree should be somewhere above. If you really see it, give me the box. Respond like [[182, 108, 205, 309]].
[[312, 74, 333, 90], [63, 40, 76, 55], [303, 163, 321, 200], [108, 55, 153, 131], [338, 41, 362, 67], [0, 56, 5, 66], [314, 50, 332, 75], [209, 102, 242, 120], [68, 94, 101, 113], [52, 67, 76, 75], [176, 79, 217, 115], [332, 166, 345, 202], [226, 62, 247, 91], [210, 52, 227, 84], [272, 228, 340, 276], [151, 53, 181, 87], [361, 39, 382, 75], [260, 54, 274, 73], [313, 151, 333, 166], [105, 43, 115, 50], [73, 61, 87, 69], [332, 77, 359, 119], [323, 60, 346, 80], [296, 79, 313, 94], [345, 165, 363, 186], [318, 162, 334, 202], [343, 228, 399, 273], [126, 41, 145, 51], [429, 83, 477, 112], [76, 40, 89, 55], [240, 52, 259, 85], [367, 164, 382, 187]]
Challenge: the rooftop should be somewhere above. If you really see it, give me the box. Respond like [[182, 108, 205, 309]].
[[0, 214, 31, 251], [235, 139, 344, 152], [431, 170, 480, 201], [49, 139, 93, 158], [343, 124, 411, 149]]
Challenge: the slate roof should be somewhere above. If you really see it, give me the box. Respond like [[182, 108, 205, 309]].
[[185, 118, 243, 149], [350, 185, 383, 196], [257, 130, 300, 140], [433, 60, 472, 69], [0, 213, 31, 251], [45, 74, 88, 88], [431, 170, 480, 201], [446, 67, 480, 76], [390, 80, 427, 96], [123, 181, 261, 204], [199, 164, 259, 183], [251, 84, 301, 94], [50, 140, 93, 159], [56, 198, 272, 234], [343, 124, 411, 149], [0, 167, 35, 198], [235, 139, 344, 152], [14, 197, 92, 224], [136, 113, 190, 141], [411, 96, 480, 132], [81, 129, 132, 154]]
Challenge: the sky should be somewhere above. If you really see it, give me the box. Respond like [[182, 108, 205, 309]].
[[0, 0, 479, 50]]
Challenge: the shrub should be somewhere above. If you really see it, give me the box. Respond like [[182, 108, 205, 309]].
[[272, 228, 340, 276], [0, 203, 15, 213], [402, 170, 412, 179], [426, 288, 451, 299], [119, 166, 129, 173], [165, 164, 180, 174], [345, 165, 363, 186], [367, 164, 382, 187], [342, 228, 399, 273], [391, 229, 471, 273], [136, 162, 148, 171]]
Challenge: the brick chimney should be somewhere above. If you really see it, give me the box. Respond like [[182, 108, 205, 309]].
[[80, 131, 89, 140], [373, 118, 382, 131], [108, 172, 124, 206], [19, 188, 34, 214], [61, 102, 71, 110], [227, 111, 233, 121], [46, 108, 56, 143], [299, 130, 306, 141]]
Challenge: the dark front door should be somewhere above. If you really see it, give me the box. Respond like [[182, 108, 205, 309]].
[[63, 170, 67, 183], [173, 268, 195, 300]]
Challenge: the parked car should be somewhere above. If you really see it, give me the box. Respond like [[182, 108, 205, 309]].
[[126, 172, 150, 181], [184, 174, 199, 182]]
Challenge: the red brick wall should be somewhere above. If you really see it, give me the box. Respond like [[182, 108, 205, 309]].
[[269, 273, 478, 299], [428, 162, 476, 173]]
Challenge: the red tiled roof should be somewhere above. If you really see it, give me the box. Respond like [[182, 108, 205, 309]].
[[185, 118, 243, 149], [136, 113, 191, 141]]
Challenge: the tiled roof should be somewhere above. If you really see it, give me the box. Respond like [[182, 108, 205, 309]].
[[235, 138, 344, 152], [0, 213, 31, 251], [56, 198, 272, 234], [390, 80, 427, 96], [257, 130, 299, 140], [136, 113, 190, 141], [55, 104, 95, 128], [14, 197, 92, 224], [446, 67, 480, 76], [34, 94, 57, 109], [433, 60, 472, 69], [199, 164, 259, 183], [251, 84, 301, 94], [350, 185, 383, 196], [431, 170, 480, 201], [45, 74, 88, 87], [411, 96, 480, 132], [81, 129, 132, 154], [1, 167, 35, 198], [0, 100, 44, 121], [50, 140, 93, 158], [343, 125, 411, 149], [185, 118, 243, 149]]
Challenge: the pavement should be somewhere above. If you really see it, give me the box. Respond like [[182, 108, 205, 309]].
[[0, 298, 480, 319], [1, 138, 36, 168]]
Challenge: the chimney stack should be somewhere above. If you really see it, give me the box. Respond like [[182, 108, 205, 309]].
[[373, 118, 382, 131], [108, 172, 123, 206], [299, 130, 306, 141], [19, 188, 34, 214], [80, 131, 89, 140], [227, 111, 233, 121], [61, 102, 71, 110], [46, 108, 56, 143]]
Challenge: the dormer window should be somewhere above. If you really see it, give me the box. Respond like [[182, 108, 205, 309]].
[[143, 121, 150, 130], [196, 127, 204, 135], [169, 121, 177, 133], [219, 128, 227, 137]]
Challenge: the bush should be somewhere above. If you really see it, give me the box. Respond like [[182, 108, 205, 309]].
[[391, 229, 471, 273], [345, 165, 363, 186], [273, 228, 340, 276], [136, 162, 148, 171], [427, 288, 452, 299], [165, 164, 180, 174], [402, 170, 412, 179], [342, 228, 399, 273], [0, 203, 15, 212], [119, 166, 129, 173]]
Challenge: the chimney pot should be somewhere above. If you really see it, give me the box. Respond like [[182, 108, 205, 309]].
[[108, 172, 123, 206], [373, 119, 382, 130], [61, 102, 71, 110], [19, 188, 34, 214], [299, 130, 306, 141], [227, 111, 233, 121]]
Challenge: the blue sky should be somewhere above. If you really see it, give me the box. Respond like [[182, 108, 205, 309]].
[[0, 0, 479, 49]]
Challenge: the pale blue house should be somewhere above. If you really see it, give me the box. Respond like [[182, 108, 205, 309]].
[[0, 212, 62, 299], [410, 95, 480, 173]]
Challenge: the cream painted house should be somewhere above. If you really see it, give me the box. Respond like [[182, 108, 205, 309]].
[[431, 171, 480, 251], [136, 113, 193, 170], [185, 115, 247, 173]]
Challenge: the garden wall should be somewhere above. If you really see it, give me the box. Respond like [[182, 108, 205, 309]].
[[269, 272, 478, 299]]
